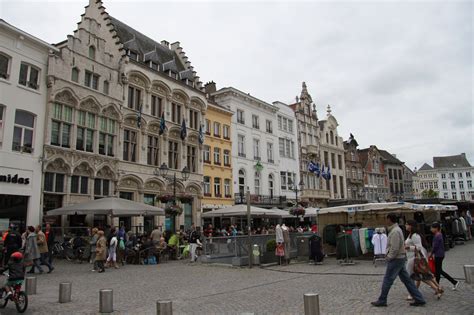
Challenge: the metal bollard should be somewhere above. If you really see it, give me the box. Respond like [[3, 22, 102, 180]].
[[59, 282, 72, 303], [464, 265, 474, 284], [304, 293, 320, 315], [99, 289, 113, 313], [156, 300, 173, 315], [25, 277, 37, 295]]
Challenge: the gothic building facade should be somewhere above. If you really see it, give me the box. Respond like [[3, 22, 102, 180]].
[[343, 134, 365, 201]]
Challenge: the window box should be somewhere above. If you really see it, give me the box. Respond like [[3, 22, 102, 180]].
[[215, 194, 222, 198], [225, 194, 232, 198], [224, 163, 231, 167], [204, 193, 212, 197], [204, 159, 211, 164]]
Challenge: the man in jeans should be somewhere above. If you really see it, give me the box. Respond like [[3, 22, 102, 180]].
[[372, 213, 426, 307], [188, 224, 201, 262]]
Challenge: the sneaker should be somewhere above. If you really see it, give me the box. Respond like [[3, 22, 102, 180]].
[[47, 267, 54, 274], [452, 281, 460, 291], [410, 301, 426, 307], [371, 301, 387, 307]]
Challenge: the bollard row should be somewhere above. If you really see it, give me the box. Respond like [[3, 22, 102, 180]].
[[303, 293, 320, 315]]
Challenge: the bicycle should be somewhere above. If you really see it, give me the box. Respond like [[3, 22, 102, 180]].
[[0, 273, 28, 313]]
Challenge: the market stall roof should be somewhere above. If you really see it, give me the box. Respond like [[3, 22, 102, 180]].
[[304, 207, 321, 217], [201, 204, 283, 218], [46, 197, 164, 216], [270, 207, 296, 219]]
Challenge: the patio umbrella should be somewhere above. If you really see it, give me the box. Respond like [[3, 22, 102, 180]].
[[201, 204, 282, 218], [46, 197, 164, 217]]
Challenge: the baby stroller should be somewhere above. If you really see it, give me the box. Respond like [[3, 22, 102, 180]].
[[308, 234, 324, 265]]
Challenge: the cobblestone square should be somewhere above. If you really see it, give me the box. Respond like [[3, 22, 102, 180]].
[[2, 240, 473, 314]]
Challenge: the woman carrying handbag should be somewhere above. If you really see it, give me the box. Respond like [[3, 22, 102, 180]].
[[405, 220, 443, 300]]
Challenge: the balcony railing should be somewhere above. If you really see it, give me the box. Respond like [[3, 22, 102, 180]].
[[234, 193, 287, 206]]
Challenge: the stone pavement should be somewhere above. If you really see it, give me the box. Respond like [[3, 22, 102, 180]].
[[1, 240, 473, 315]]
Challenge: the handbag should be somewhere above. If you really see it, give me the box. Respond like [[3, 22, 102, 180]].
[[428, 256, 436, 274], [275, 243, 285, 257], [413, 249, 431, 275], [119, 239, 125, 251]]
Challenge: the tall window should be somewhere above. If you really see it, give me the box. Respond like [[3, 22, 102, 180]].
[[205, 119, 211, 134], [442, 182, 447, 190], [123, 129, 137, 162], [51, 103, 72, 148], [71, 67, 79, 82], [278, 116, 282, 130], [254, 172, 260, 195], [252, 115, 259, 129], [168, 141, 179, 169], [203, 177, 211, 196], [459, 181, 464, 189], [187, 145, 196, 172], [267, 142, 274, 163], [450, 181, 456, 190], [89, 46, 96, 59], [147, 135, 160, 166], [203, 145, 211, 163], [213, 147, 221, 165], [224, 179, 231, 197], [223, 125, 230, 139], [278, 138, 295, 158], [76, 111, 95, 152], [467, 180, 472, 189], [238, 169, 246, 195], [0, 53, 10, 79], [71, 175, 89, 194], [223, 149, 230, 166], [128, 86, 141, 110], [338, 155, 343, 170], [253, 139, 260, 160], [266, 120, 272, 133], [171, 103, 181, 124], [238, 135, 245, 157], [213, 122, 221, 137], [268, 174, 274, 197], [99, 117, 115, 156], [84, 70, 99, 90], [0, 105, 4, 146], [237, 109, 245, 124], [19, 63, 39, 89], [214, 177, 221, 197], [189, 109, 198, 129], [103, 81, 109, 95], [151, 95, 162, 117], [12, 110, 35, 153], [44, 172, 65, 193], [94, 178, 110, 197]]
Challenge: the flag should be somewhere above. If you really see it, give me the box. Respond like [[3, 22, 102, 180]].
[[327, 166, 332, 180], [198, 124, 204, 144], [159, 112, 166, 135], [137, 104, 142, 128], [321, 165, 327, 180], [180, 118, 187, 140], [315, 162, 321, 177], [308, 161, 316, 173]]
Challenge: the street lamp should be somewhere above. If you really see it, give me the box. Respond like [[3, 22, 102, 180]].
[[289, 178, 305, 205]]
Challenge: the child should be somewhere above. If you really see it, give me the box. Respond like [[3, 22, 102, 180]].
[[0, 251, 25, 299]]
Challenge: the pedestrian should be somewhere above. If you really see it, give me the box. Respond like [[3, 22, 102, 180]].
[[36, 225, 54, 273], [44, 224, 55, 265], [95, 230, 107, 273], [89, 228, 99, 270], [3, 226, 22, 266], [150, 225, 162, 245], [430, 222, 459, 290], [105, 229, 119, 269], [404, 220, 442, 300], [117, 226, 126, 266], [24, 226, 43, 274], [371, 213, 425, 307], [189, 224, 201, 262]]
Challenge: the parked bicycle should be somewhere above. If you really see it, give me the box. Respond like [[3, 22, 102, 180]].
[[0, 272, 28, 313]]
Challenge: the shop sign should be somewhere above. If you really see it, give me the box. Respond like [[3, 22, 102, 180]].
[[0, 174, 30, 185]]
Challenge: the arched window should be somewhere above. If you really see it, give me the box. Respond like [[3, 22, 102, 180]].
[[238, 169, 246, 195], [103, 80, 109, 95], [88, 46, 96, 59], [330, 131, 334, 145], [268, 174, 274, 197], [71, 67, 79, 82], [254, 172, 261, 195]]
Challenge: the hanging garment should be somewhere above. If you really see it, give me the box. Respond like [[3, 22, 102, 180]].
[[351, 228, 361, 256], [371, 232, 387, 255], [459, 217, 467, 233], [275, 225, 284, 243], [323, 225, 337, 246], [309, 234, 324, 262], [359, 228, 368, 254], [283, 229, 291, 260], [366, 229, 374, 251], [336, 233, 357, 259]]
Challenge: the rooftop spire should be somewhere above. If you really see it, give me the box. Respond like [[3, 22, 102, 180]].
[[326, 104, 332, 116]]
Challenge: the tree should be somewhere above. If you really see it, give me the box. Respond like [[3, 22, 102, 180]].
[[421, 189, 439, 199]]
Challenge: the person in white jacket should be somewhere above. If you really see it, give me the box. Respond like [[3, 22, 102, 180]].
[[105, 229, 119, 269], [405, 220, 443, 300]]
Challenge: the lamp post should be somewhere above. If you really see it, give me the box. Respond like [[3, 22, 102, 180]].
[[154, 163, 190, 231], [290, 178, 305, 205]]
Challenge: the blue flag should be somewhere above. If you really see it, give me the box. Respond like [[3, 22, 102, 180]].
[[180, 118, 187, 140], [321, 165, 327, 180], [315, 162, 321, 177], [137, 104, 142, 128], [327, 166, 332, 180], [198, 124, 204, 144], [308, 161, 316, 173], [159, 112, 166, 135]]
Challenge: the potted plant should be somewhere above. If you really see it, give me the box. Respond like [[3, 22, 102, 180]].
[[289, 206, 306, 217], [178, 194, 193, 203], [262, 239, 278, 263], [158, 194, 174, 203], [164, 204, 183, 217]]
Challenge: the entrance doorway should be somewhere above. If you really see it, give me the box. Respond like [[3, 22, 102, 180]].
[[0, 194, 28, 231]]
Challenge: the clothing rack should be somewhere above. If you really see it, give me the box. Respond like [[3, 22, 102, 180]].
[[373, 227, 386, 267], [339, 228, 355, 265]]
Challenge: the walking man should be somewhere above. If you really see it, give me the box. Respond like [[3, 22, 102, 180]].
[[372, 213, 426, 307], [36, 225, 54, 273], [430, 222, 459, 290], [188, 224, 201, 262]]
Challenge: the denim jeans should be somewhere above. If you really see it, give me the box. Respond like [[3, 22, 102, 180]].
[[377, 258, 425, 304], [39, 252, 53, 271]]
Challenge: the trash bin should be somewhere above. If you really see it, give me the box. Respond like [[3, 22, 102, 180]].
[[252, 244, 260, 265], [297, 236, 310, 259]]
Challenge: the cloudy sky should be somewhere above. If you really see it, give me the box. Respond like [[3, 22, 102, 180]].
[[2, 0, 473, 169]]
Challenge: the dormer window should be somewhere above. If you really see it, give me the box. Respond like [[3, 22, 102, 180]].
[[129, 50, 139, 61], [88, 46, 96, 60], [149, 61, 159, 71]]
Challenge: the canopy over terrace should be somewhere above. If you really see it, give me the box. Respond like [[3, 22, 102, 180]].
[[46, 197, 165, 217], [201, 204, 283, 218]]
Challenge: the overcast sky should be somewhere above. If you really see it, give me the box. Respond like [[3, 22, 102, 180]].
[[2, 0, 473, 170]]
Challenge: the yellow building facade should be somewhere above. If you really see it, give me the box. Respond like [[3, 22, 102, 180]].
[[202, 102, 234, 212]]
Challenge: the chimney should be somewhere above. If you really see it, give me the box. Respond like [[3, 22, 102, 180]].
[[392, 154, 397, 158], [160, 40, 169, 48], [205, 81, 217, 94], [461, 153, 466, 158]]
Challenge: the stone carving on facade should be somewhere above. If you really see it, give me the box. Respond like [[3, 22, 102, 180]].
[[55, 90, 77, 106], [129, 73, 147, 89], [185, 183, 202, 196], [118, 177, 141, 189], [80, 98, 101, 114], [73, 162, 94, 176], [102, 105, 121, 120], [46, 158, 71, 174], [151, 81, 170, 96], [97, 166, 115, 179], [144, 179, 164, 191]]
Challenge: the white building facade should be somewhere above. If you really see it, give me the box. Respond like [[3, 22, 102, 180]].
[[0, 19, 58, 227], [212, 88, 282, 205], [273, 101, 300, 201]]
